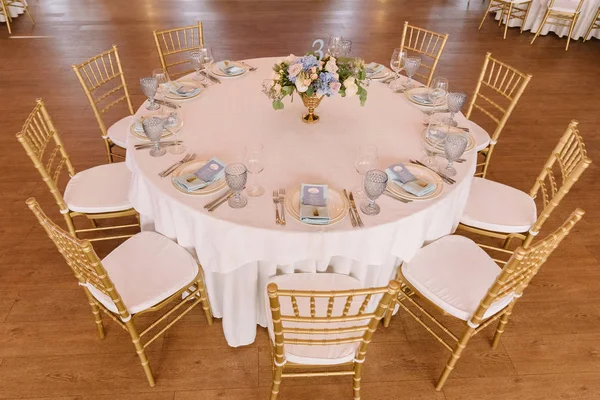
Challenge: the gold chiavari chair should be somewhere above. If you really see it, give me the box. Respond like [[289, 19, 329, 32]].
[[531, 0, 586, 51], [386, 208, 584, 390], [458, 120, 591, 263], [26, 198, 213, 387], [400, 21, 449, 87], [0, 0, 34, 34], [72, 45, 134, 163], [465, 52, 532, 178], [583, 6, 600, 41], [478, 0, 533, 39], [266, 273, 400, 400], [153, 22, 205, 80], [16, 99, 139, 242]]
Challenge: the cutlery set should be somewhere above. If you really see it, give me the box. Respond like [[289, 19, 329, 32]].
[[204, 189, 234, 212], [409, 159, 456, 184], [158, 153, 196, 178], [272, 189, 286, 225], [342, 190, 364, 228]]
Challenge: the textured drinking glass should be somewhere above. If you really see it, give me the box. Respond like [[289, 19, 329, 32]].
[[445, 92, 468, 127], [421, 117, 449, 168], [142, 117, 166, 157], [328, 35, 342, 56], [152, 68, 170, 98], [140, 77, 160, 110], [339, 40, 352, 56], [189, 51, 206, 83], [442, 134, 468, 177], [225, 163, 248, 208], [389, 48, 407, 91], [424, 77, 449, 121], [245, 144, 265, 197], [403, 57, 421, 90], [360, 169, 388, 216], [354, 144, 379, 198]]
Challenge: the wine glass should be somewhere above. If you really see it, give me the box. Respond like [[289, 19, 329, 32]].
[[389, 48, 407, 91], [420, 116, 449, 168], [152, 68, 170, 98], [445, 92, 468, 127], [142, 117, 166, 157], [328, 35, 343, 56], [339, 40, 352, 56], [245, 144, 265, 197], [354, 144, 378, 198], [140, 77, 160, 110], [189, 51, 205, 83], [403, 56, 421, 90], [424, 77, 449, 122], [441, 134, 468, 177], [225, 163, 248, 208], [199, 47, 215, 85], [162, 105, 186, 154], [360, 169, 388, 216]]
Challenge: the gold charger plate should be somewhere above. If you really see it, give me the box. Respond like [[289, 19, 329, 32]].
[[284, 186, 349, 226], [171, 159, 227, 196], [404, 87, 447, 108], [130, 116, 174, 141], [209, 61, 248, 78], [164, 81, 203, 101], [421, 128, 476, 153], [387, 164, 444, 201]]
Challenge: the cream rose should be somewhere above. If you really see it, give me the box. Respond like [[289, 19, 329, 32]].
[[343, 77, 358, 96], [288, 63, 302, 77]]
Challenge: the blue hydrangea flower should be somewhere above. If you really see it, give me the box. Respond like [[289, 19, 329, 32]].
[[299, 55, 319, 71], [315, 72, 339, 96]]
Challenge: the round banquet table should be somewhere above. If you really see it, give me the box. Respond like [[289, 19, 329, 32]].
[[496, 0, 600, 40], [125, 57, 477, 347]]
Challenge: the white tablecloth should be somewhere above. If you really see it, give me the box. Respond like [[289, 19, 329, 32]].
[[126, 57, 477, 346], [497, 0, 600, 40]]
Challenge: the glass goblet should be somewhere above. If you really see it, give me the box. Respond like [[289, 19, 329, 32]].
[[199, 47, 215, 85], [339, 40, 352, 56], [389, 48, 407, 91], [421, 118, 449, 168], [403, 56, 421, 90], [152, 68, 170, 98], [444, 92, 468, 127], [162, 106, 186, 154], [328, 35, 342, 56], [353, 144, 379, 198], [442, 134, 468, 177], [142, 117, 166, 157], [424, 77, 449, 122], [140, 77, 159, 111], [360, 169, 388, 216], [225, 163, 248, 208], [245, 144, 265, 197], [189, 50, 206, 83]]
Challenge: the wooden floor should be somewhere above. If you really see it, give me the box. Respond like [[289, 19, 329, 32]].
[[1, 0, 600, 398]]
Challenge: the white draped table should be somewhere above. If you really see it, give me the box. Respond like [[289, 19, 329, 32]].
[[125, 57, 476, 347]]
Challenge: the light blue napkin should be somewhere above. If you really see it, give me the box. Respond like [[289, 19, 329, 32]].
[[299, 184, 330, 225], [216, 60, 245, 76], [411, 92, 433, 105], [168, 81, 201, 97], [366, 62, 385, 75], [385, 163, 436, 197], [172, 158, 225, 192], [132, 115, 178, 135]]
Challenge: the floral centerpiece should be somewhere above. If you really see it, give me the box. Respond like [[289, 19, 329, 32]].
[[262, 53, 368, 123]]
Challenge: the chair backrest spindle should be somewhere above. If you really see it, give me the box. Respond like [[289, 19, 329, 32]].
[[400, 21, 449, 86]]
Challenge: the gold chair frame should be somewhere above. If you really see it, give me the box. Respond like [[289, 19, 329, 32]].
[[389, 209, 584, 390], [531, 0, 585, 50], [479, 0, 533, 39], [153, 22, 205, 80], [267, 280, 400, 400], [16, 99, 139, 242], [400, 21, 449, 87], [459, 120, 591, 263], [466, 52, 532, 178], [72, 45, 134, 163], [26, 198, 213, 387], [0, 0, 34, 34], [583, 6, 600, 41]]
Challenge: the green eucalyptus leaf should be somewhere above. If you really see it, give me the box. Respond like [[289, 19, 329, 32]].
[[272, 100, 284, 110]]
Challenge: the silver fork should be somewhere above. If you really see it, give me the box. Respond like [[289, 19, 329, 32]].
[[159, 153, 194, 177], [240, 61, 257, 71], [272, 190, 281, 225], [278, 188, 286, 226]]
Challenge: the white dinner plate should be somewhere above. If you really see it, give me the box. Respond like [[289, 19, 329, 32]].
[[164, 81, 203, 101], [284, 186, 349, 226], [171, 160, 227, 196], [386, 164, 444, 201], [210, 61, 248, 78], [421, 128, 476, 153], [130, 116, 175, 141], [404, 87, 448, 108]]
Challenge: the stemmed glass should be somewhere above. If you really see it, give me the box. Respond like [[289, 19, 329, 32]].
[[163, 105, 186, 154], [140, 77, 160, 110], [389, 48, 407, 91], [424, 77, 449, 123], [189, 50, 205, 83], [142, 117, 166, 157], [199, 47, 215, 85], [441, 134, 468, 177], [245, 144, 265, 197], [421, 117, 449, 168], [152, 68, 170, 98], [444, 92, 468, 127], [360, 170, 388, 216], [403, 57, 422, 90], [225, 163, 248, 208], [354, 144, 378, 198], [328, 35, 343, 56]]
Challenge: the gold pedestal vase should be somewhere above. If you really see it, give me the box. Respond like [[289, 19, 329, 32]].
[[300, 93, 324, 124]]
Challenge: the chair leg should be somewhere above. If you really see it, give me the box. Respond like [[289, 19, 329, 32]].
[[565, 15, 578, 51], [84, 290, 105, 339], [270, 364, 284, 400], [353, 362, 364, 400], [504, 3, 514, 39], [435, 327, 475, 391], [1, 1, 11, 34], [22, 1, 34, 24], [479, 1, 494, 30], [125, 320, 155, 387], [531, 11, 550, 44], [521, 2, 532, 33], [89, 218, 98, 228], [383, 296, 396, 328], [492, 306, 514, 349], [196, 277, 213, 325], [502, 235, 514, 250]]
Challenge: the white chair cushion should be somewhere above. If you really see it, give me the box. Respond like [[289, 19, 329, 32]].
[[549, 0, 580, 13], [468, 120, 492, 152], [402, 235, 514, 323], [460, 177, 537, 234], [265, 273, 364, 366], [87, 232, 199, 315], [107, 115, 133, 148], [64, 162, 133, 214]]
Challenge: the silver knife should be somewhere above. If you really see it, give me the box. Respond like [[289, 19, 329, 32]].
[[348, 192, 364, 228], [384, 190, 411, 203], [342, 189, 357, 227], [202, 71, 221, 84], [155, 99, 181, 108], [135, 141, 179, 150], [204, 189, 233, 209], [411, 159, 455, 184], [207, 192, 233, 212]]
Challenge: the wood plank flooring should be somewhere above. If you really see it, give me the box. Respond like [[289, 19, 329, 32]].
[[1, 0, 599, 398]]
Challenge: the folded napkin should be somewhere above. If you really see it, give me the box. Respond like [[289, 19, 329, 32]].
[[217, 60, 245, 76], [168, 81, 201, 97], [132, 114, 178, 135], [172, 158, 225, 192], [299, 184, 330, 225], [412, 92, 433, 105], [385, 163, 436, 197], [366, 62, 385, 75]]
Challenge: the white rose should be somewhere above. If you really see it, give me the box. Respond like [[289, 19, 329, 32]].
[[295, 79, 309, 93], [325, 60, 338, 74], [284, 54, 297, 63], [344, 77, 358, 96]]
